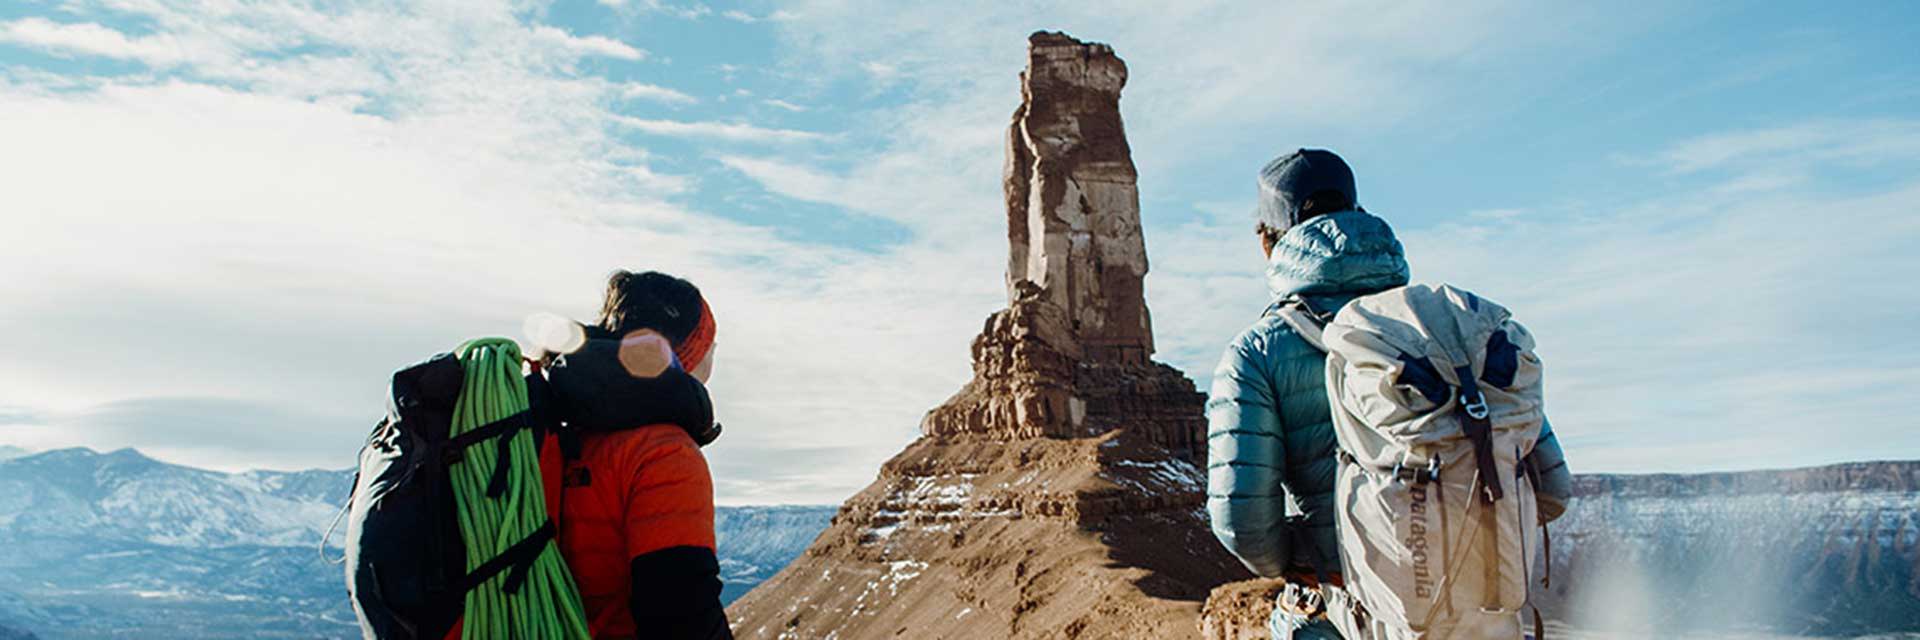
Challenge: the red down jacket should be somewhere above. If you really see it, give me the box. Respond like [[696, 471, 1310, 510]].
[[558, 423, 724, 639]]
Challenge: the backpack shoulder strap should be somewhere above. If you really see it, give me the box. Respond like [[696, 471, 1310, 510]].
[[1273, 298, 1331, 352]]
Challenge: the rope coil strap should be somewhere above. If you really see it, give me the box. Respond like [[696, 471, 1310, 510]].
[[440, 410, 531, 498], [455, 521, 557, 596]]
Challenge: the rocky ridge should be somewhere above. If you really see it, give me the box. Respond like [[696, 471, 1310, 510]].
[[725, 31, 1250, 640]]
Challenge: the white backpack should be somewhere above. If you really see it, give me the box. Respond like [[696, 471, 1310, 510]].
[[1278, 283, 1549, 639]]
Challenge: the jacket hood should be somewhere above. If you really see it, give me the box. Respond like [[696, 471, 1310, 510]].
[[1266, 209, 1409, 300]]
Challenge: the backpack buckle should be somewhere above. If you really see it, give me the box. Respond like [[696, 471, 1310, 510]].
[[1395, 457, 1443, 485], [1460, 390, 1491, 420]]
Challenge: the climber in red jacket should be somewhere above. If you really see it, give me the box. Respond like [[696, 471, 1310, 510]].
[[547, 270, 730, 640]]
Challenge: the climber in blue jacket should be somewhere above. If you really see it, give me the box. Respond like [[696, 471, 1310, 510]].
[[1204, 149, 1572, 639]]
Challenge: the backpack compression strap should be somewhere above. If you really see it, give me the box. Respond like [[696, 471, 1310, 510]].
[[441, 410, 532, 499], [1452, 365, 1504, 504], [452, 521, 557, 596]]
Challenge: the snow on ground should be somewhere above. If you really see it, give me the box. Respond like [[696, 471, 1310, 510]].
[[1107, 457, 1204, 493], [879, 560, 927, 596]]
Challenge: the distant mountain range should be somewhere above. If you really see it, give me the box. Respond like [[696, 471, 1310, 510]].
[[1, 447, 1915, 639], [0, 447, 832, 639], [1541, 461, 1920, 638]]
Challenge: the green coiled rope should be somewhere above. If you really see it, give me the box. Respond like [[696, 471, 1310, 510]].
[[450, 338, 591, 640]]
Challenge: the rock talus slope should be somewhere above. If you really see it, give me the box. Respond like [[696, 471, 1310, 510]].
[[726, 31, 1252, 639]]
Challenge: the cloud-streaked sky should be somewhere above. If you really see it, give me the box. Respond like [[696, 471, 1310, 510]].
[[2, 1, 1916, 505]]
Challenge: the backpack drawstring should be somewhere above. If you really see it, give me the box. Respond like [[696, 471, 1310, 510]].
[[319, 469, 358, 565]]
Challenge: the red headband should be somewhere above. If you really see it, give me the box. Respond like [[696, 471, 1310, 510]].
[[676, 297, 715, 372]]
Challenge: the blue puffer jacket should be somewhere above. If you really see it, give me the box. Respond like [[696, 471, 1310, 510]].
[[1205, 210, 1575, 579], [1205, 210, 1408, 577]]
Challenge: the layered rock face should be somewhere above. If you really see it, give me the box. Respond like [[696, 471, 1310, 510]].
[[727, 32, 1250, 639]]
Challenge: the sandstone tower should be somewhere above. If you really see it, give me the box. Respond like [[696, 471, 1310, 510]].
[[1004, 31, 1153, 366], [727, 32, 1250, 639]]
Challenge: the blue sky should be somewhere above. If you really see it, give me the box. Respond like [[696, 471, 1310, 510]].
[[1, 1, 1916, 504]]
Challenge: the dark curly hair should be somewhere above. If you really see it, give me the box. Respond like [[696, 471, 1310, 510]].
[[593, 270, 704, 345]]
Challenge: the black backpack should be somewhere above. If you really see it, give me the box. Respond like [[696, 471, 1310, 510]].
[[341, 341, 717, 639]]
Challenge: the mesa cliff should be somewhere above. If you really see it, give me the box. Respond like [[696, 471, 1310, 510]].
[[725, 31, 1251, 639]]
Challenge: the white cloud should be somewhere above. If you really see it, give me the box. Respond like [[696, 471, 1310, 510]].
[[762, 98, 807, 112], [620, 163, 696, 194], [614, 115, 826, 143], [600, 0, 712, 20], [0, 18, 207, 66], [620, 81, 697, 104], [1653, 119, 1920, 174], [713, 124, 995, 237], [0, 4, 654, 104], [721, 10, 757, 23], [674, 4, 715, 20], [859, 61, 898, 80], [1468, 208, 1528, 220], [530, 25, 646, 61], [718, 155, 846, 202]]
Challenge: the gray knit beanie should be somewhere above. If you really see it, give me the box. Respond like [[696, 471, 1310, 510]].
[[1256, 148, 1358, 233]]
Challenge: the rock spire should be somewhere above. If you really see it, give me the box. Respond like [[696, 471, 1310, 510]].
[[726, 32, 1248, 640], [1004, 31, 1153, 366], [919, 33, 1194, 448]]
